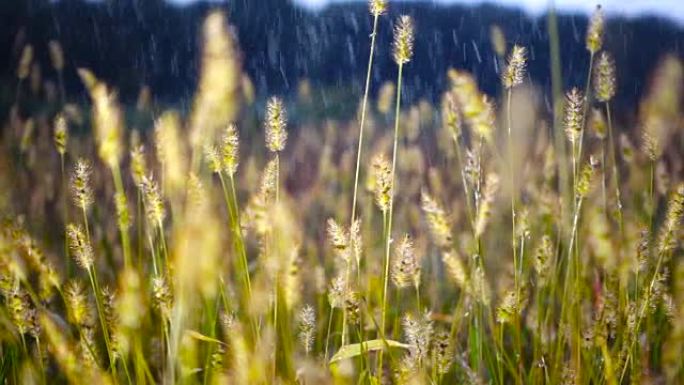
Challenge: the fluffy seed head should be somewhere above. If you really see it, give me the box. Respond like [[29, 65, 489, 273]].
[[576, 156, 598, 198], [71, 158, 93, 211], [490, 25, 506, 57], [589, 108, 607, 139], [327, 218, 350, 262], [204, 145, 222, 174], [392, 234, 421, 289], [49, 41, 65, 71], [434, 329, 454, 375], [371, 154, 392, 212], [328, 274, 347, 309], [298, 305, 316, 355], [421, 190, 452, 249], [79, 70, 124, 168], [392, 16, 415, 65], [641, 131, 659, 161], [475, 173, 500, 237], [152, 276, 173, 319], [221, 123, 240, 176], [369, 0, 387, 16], [441, 92, 462, 140], [657, 184, 684, 256], [564, 88, 584, 144], [66, 224, 93, 270], [141, 175, 165, 226], [496, 287, 528, 324], [17, 45, 33, 80], [534, 235, 553, 285], [594, 51, 616, 102], [265, 97, 287, 152], [502, 45, 527, 89], [64, 281, 92, 327], [54, 113, 68, 155], [442, 251, 468, 290], [130, 144, 147, 187], [586, 5, 604, 54], [402, 312, 433, 364]]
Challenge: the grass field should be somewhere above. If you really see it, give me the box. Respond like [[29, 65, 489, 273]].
[[1, 2, 683, 384]]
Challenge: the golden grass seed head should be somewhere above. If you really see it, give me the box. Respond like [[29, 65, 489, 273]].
[[48, 40, 65, 71], [190, 11, 242, 149], [152, 275, 173, 319], [204, 145, 223, 174], [130, 144, 147, 186], [66, 223, 93, 270], [327, 274, 347, 309], [64, 280, 92, 328], [141, 175, 165, 226], [371, 153, 392, 212], [260, 158, 278, 203], [71, 158, 93, 210], [392, 234, 421, 289], [221, 123, 240, 176], [564, 88, 584, 144], [421, 190, 452, 249], [433, 329, 454, 375], [7, 288, 38, 336], [594, 51, 616, 102], [393, 15, 415, 65], [473, 96, 496, 142], [502, 45, 527, 89], [534, 235, 553, 285], [327, 218, 350, 262], [475, 173, 500, 237], [369, 0, 387, 16], [265, 96, 287, 153], [344, 290, 361, 325], [589, 108, 607, 139], [447, 69, 495, 142], [17, 45, 33, 80], [657, 184, 684, 256], [441, 91, 462, 141], [403, 312, 433, 364], [641, 131, 659, 161], [79, 70, 124, 168], [471, 256, 491, 305], [297, 304, 316, 354], [490, 25, 506, 57], [586, 5, 604, 54], [377, 81, 396, 114], [442, 250, 468, 290], [54, 113, 68, 155], [576, 156, 598, 198], [496, 287, 528, 324], [186, 172, 206, 209], [78, 328, 100, 368]]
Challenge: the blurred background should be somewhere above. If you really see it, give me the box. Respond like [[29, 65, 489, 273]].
[[1, 0, 683, 125]]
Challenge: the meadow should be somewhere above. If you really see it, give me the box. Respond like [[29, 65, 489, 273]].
[[1, 1, 683, 384]]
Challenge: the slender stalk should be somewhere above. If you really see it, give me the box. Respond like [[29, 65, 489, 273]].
[[379, 61, 404, 376], [605, 102, 624, 237], [350, 14, 379, 226], [111, 164, 132, 268], [576, 53, 594, 179]]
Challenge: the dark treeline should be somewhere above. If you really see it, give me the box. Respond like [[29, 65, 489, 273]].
[[1, 0, 683, 113]]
